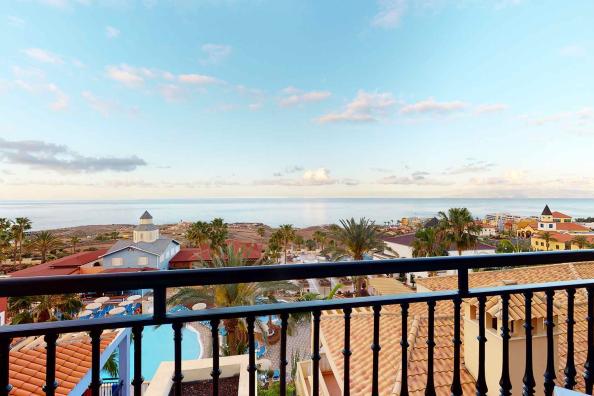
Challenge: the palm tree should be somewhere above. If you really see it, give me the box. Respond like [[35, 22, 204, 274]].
[[256, 226, 266, 239], [437, 208, 480, 256], [328, 218, 385, 295], [186, 221, 210, 248], [109, 231, 120, 240], [70, 235, 82, 253], [541, 232, 557, 251], [209, 218, 228, 252], [412, 228, 448, 258], [12, 217, 32, 264], [167, 246, 297, 353], [571, 235, 589, 249], [32, 231, 62, 263], [305, 239, 317, 251], [294, 235, 304, 251], [0, 218, 12, 264], [312, 230, 327, 251], [277, 224, 296, 264], [8, 294, 83, 324]]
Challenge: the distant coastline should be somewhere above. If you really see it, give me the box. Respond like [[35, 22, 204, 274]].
[[1, 197, 593, 231]]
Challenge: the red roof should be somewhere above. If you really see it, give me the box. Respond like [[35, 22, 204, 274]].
[[552, 211, 572, 219], [556, 222, 590, 232], [171, 241, 263, 263], [9, 249, 107, 278]]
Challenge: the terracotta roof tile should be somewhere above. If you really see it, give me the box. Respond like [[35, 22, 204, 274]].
[[8, 331, 117, 395]]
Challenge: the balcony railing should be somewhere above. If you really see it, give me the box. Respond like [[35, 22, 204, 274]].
[[1, 250, 594, 396]]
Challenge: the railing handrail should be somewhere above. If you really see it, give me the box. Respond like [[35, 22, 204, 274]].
[[2, 277, 594, 338], [1, 249, 594, 297]]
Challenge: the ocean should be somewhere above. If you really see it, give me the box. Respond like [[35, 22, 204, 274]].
[[0, 198, 593, 230]]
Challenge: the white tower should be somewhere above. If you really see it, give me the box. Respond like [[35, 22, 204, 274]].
[[133, 211, 159, 243]]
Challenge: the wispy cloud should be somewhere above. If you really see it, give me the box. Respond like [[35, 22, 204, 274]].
[[106, 25, 120, 39], [523, 107, 593, 127], [444, 159, 496, 175], [372, 0, 406, 29], [14, 79, 69, 111], [256, 168, 356, 187], [399, 98, 466, 115], [378, 171, 451, 185], [178, 73, 220, 85], [474, 103, 508, 114], [317, 90, 396, 123], [105, 64, 154, 87], [22, 48, 63, 64], [82, 91, 138, 116], [0, 138, 146, 173], [200, 43, 232, 64], [7, 15, 25, 27], [279, 87, 331, 107]]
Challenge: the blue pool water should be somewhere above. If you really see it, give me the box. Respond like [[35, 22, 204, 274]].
[[131, 325, 202, 381]]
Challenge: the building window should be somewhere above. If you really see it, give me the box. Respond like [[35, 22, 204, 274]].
[[138, 257, 148, 266], [549, 224, 553, 229], [112, 258, 123, 266]]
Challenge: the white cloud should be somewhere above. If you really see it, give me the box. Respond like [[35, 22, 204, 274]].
[[317, 90, 396, 123], [22, 48, 63, 64], [105, 26, 120, 39], [279, 88, 331, 107], [105, 64, 149, 87], [200, 43, 232, 64], [47, 84, 68, 111], [159, 84, 186, 102], [559, 44, 586, 58], [524, 107, 593, 127], [474, 103, 508, 114], [255, 168, 356, 187], [12, 66, 45, 79], [0, 137, 146, 173], [399, 97, 466, 115], [178, 73, 220, 85], [372, 0, 406, 29]]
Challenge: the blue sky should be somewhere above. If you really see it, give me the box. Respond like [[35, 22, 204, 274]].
[[1, 0, 593, 199]]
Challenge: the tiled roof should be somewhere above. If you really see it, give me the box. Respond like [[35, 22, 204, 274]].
[[8, 250, 107, 278], [319, 262, 594, 395], [556, 222, 590, 232], [382, 234, 495, 251], [552, 211, 572, 219], [367, 277, 412, 295], [170, 241, 263, 263], [103, 237, 177, 257], [9, 331, 117, 396]]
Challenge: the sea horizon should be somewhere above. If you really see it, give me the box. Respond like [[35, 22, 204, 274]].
[[1, 197, 593, 231]]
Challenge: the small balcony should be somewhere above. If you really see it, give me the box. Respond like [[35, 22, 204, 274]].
[[1, 250, 594, 396]]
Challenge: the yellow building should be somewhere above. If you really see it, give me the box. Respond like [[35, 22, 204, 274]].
[[531, 233, 572, 251], [516, 218, 538, 238], [530, 205, 593, 251]]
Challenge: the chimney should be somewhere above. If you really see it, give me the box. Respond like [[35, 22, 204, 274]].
[[463, 293, 559, 395]]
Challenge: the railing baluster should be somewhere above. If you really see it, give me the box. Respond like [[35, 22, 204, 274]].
[[312, 310, 321, 396], [371, 305, 382, 396], [90, 330, 102, 396], [425, 301, 436, 396], [584, 287, 594, 394], [451, 297, 463, 396], [210, 319, 221, 396], [0, 336, 12, 396], [172, 323, 183, 396], [343, 307, 352, 396], [522, 291, 535, 396], [477, 296, 488, 396], [499, 293, 512, 396], [280, 313, 289, 396], [564, 288, 577, 389], [544, 290, 556, 396], [247, 316, 256, 396], [153, 286, 167, 321], [132, 326, 144, 396], [400, 303, 409, 396], [43, 333, 58, 396]]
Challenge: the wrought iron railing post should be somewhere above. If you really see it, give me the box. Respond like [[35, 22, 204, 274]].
[[280, 313, 289, 396], [43, 333, 58, 396], [0, 336, 11, 396], [400, 303, 409, 396], [499, 293, 512, 396], [90, 329, 102, 396], [312, 310, 321, 396], [153, 286, 167, 321], [172, 323, 183, 396], [564, 288, 577, 389], [451, 296, 463, 396], [131, 326, 144, 396], [425, 301, 436, 396], [343, 307, 352, 396], [522, 291, 535, 396], [476, 296, 488, 396], [544, 290, 556, 396]]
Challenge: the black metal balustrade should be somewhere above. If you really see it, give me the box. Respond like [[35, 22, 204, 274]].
[[1, 250, 594, 396]]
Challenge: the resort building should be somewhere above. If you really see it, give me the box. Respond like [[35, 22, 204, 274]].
[[530, 206, 593, 251], [516, 218, 538, 238], [381, 233, 496, 259], [297, 262, 594, 396], [100, 211, 180, 271], [7, 250, 107, 277], [169, 241, 263, 269]]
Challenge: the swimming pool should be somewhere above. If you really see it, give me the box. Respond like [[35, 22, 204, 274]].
[[130, 325, 202, 381]]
